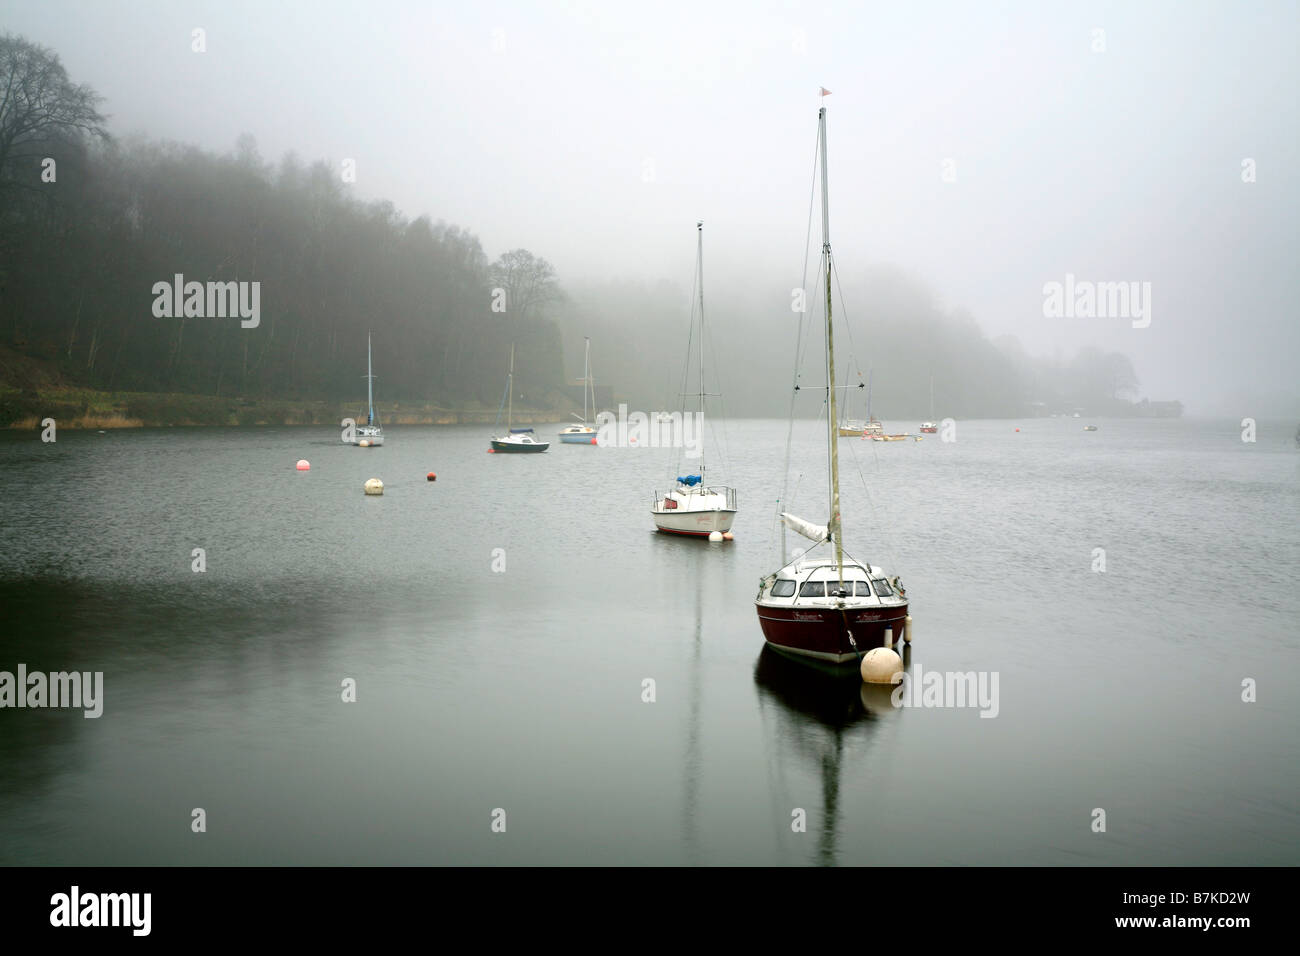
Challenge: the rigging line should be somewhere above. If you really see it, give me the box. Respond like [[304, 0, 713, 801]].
[[826, 243, 900, 574], [842, 424, 901, 579], [829, 256, 865, 408], [670, 256, 701, 484], [702, 315, 732, 484], [776, 123, 826, 557]]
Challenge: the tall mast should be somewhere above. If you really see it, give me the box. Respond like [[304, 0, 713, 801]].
[[583, 337, 590, 423], [819, 107, 844, 586], [507, 343, 514, 430], [367, 331, 375, 425], [696, 220, 706, 479]]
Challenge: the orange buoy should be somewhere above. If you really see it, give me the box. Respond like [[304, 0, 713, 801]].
[[590, 437, 597, 445], [296, 459, 310, 471], [487, 448, 495, 453], [427, 472, 436, 481]]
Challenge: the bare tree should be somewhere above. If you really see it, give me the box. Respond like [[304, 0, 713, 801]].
[[489, 248, 560, 321], [0, 33, 108, 192]]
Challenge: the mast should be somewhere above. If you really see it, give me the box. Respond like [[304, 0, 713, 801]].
[[819, 107, 844, 587], [697, 220, 706, 480], [366, 332, 375, 425], [507, 343, 514, 430], [930, 373, 935, 419], [583, 337, 590, 423]]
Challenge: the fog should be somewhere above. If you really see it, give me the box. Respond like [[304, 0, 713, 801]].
[[3, 0, 1297, 416]]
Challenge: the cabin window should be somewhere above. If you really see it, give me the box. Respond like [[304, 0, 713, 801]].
[[871, 579, 894, 597], [771, 579, 796, 597], [854, 581, 874, 596], [798, 581, 826, 597]]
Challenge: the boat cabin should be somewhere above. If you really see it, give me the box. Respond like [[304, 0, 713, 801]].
[[760, 559, 904, 607]]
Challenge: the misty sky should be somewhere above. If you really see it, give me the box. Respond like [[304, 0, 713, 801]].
[[3, 0, 1296, 414]]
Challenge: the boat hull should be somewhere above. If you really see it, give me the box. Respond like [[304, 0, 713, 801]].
[[491, 439, 549, 453], [559, 432, 596, 444], [755, 601, 909, 663], [652, 509, 736, 535]]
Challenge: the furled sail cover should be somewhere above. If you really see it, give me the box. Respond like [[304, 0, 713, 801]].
[[676, 475, 703, 486], [780, 512, 828, 542]]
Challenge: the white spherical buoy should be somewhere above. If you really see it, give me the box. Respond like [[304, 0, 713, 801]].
[[904, 615, 913, 643], [860, 647, 903, 684], [296, 459, 310, 471], [708, 531, 723, 542], [359, 439, 371, 448], [364, 477, 384, 496]]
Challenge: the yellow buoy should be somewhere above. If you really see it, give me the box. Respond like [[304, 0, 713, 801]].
[[364, 478, 384, 495], [860, 647, 903, 684]]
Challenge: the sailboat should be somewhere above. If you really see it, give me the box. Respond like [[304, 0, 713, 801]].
[[490, 344, 549, 453], [838, 367, 882, 437], [346, 332, 384, 446], [651, 222, 737, 537], [559, 337, 598, 444], [755, 105, 909, 663], [920, 374, 938, 433]]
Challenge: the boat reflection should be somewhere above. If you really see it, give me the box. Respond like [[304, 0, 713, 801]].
[[753, 643, 909, 865]]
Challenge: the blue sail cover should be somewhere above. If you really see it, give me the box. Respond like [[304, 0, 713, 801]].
[[676, 475, 702, 486], [509, 428, 534, 433]]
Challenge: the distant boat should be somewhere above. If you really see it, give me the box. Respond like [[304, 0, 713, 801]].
[[490, 345, 549, 453], [345, 332, 384, 447], [755, 105, 909, 663], [919, 374, 938, 433], [651, 222, 737, 536], [559, 337, 597, 444], [838, 367, 882, 437], [1083, 424, 1098, 431]]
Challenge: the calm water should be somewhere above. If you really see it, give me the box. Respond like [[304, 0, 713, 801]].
[[1, 418, 1297, 865]]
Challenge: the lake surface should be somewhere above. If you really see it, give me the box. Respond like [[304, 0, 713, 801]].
[[1, 417, 1297, 865]]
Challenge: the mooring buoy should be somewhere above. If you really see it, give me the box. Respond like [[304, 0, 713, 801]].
[[861, 647, 903, 685]]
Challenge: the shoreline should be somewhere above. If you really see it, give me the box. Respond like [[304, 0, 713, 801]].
[[1, 389, 564, 430]]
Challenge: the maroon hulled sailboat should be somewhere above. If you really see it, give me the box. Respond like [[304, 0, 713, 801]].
[[755, 104, 909, 664]]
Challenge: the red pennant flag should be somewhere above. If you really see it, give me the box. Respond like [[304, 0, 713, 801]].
[[820, 87, 832, 97]]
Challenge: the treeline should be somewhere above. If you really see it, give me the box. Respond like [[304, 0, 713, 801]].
[[557, 268, 1142, 420], [2, 33, 1150, 424], [0, 34, 564, 414]]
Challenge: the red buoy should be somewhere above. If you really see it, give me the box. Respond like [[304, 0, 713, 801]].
[[487, 448, 494, 453], [590, 437, 597, 445], [427, 472, 436, 481]]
